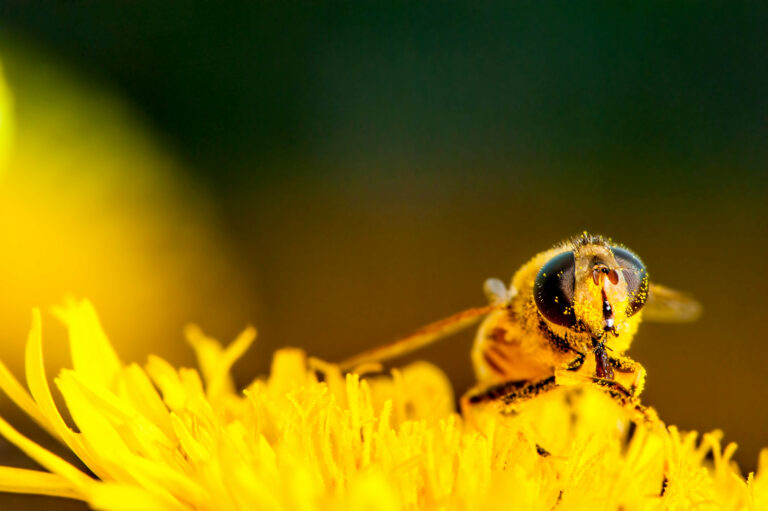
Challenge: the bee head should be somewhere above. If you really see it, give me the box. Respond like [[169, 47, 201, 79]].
[[533, 237, 648, 337]]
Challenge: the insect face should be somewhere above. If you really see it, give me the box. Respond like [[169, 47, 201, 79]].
[[534, 243, 649, 339]]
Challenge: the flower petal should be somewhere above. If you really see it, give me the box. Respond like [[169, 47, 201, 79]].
[[0, 359, 57, 440], [57, 372, 204, 507], [24, 308, 102, 474], [0, 466, 83, 499], [54, 299, 122, 390], [186, 324, 256, 402], [0, 415, 92, 491], [117, 363, 174, 439], [87, 483, 186, 511]]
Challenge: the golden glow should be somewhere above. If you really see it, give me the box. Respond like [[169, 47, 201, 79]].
[[0, 300, 764, 510], [0, 43, 253, 375]]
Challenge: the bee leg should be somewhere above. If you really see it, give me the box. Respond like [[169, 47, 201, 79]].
[[552, 353, 591, 387], [460, 380, 553, 430], [462, 376, 557, 411], [469, 350, 585, 406], [589, 377, 634, 401], [558, 368, 656, 422], [565, 352, 586, 371], [607, 355, 646, 397], [555, 368, 635, 404]]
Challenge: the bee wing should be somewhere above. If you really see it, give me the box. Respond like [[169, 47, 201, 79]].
[[641, 283, 702, 323], [339, 304, 499, 371]]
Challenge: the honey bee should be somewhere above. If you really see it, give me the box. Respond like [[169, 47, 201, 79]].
[[339, 233, 700, 415]]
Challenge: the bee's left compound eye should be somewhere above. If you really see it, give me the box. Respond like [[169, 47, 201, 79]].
[[534, 251, 576, 327]]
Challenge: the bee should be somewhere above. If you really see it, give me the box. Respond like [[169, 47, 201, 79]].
[[339, 233, 700, 415]]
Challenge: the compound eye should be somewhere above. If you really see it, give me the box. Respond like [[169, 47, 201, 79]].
[[611, 246, 649, 316], [534, 251, 576, 327]]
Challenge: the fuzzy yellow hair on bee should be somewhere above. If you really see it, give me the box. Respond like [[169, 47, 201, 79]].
[[340, 232, 700, 418]]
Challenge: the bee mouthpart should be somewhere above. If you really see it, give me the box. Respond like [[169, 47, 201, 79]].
[[601, 292, 617, 334]]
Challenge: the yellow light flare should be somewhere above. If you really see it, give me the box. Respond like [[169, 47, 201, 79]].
[[0, 40, 255, 375]]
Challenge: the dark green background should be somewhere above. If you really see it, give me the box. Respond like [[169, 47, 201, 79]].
[[0, 3, 766, 508]]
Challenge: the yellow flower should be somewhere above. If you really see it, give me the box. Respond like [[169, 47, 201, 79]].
[[0, 299, 765, 510]]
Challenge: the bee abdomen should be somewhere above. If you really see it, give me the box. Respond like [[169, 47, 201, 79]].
[[479, 327, 522, 378], [481, 343, 515, 377]]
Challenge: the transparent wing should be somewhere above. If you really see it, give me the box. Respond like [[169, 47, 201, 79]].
[[642, 283, 702, 323], [339, 304, 499, 371]]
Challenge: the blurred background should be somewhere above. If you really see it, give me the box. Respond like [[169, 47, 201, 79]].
[[0, 3, 766, 508]]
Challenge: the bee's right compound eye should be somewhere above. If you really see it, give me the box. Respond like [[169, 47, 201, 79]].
[[610, 246, 649, 316], [534, 251, 576, 327]]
